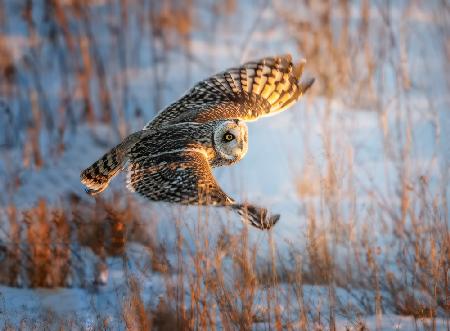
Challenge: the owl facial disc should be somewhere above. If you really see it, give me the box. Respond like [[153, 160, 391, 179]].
[[213, 120, 248, 163]]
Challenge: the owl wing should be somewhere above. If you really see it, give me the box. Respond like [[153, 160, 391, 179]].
[[144, 55, 314, 129], [127, 149, 279, 230], [127, 149, 231, 205]]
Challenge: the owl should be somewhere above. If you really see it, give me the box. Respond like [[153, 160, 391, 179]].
[[81, 55, 314, 230]]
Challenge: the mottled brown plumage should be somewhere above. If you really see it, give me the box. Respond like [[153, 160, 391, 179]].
[[80, 55, 314, 230], [80, 132, 143, 195], [144, 55, 314, 129]]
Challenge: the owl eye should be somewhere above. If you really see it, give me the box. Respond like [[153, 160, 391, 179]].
[[223, 133, 235, 142]]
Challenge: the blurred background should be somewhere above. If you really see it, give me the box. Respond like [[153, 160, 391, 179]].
[[0, 0, 449, 330]]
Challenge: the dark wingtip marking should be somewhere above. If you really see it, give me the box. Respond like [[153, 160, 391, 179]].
[[301, 77, 315, 94], [84, 187, 99, 196], [258, 212, 280, 230], [234, 204, 281, 230], [270, 214, 281, 226]]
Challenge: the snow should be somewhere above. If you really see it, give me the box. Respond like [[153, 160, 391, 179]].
[[0, 0, 449, 329]]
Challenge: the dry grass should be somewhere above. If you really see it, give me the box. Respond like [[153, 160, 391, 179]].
[[0, 0, 449, 330]]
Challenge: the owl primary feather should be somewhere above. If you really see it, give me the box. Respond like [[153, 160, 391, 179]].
[[81, 55, 314, 230]]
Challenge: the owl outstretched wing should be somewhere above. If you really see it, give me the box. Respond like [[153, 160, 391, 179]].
[[144, 55, 314, 129], [127, 149, 279, 230]]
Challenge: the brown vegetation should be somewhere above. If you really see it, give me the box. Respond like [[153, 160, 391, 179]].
[[0, 0, 449, 330]]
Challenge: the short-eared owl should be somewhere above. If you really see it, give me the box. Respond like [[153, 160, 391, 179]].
[[81, 55, 314, 230]]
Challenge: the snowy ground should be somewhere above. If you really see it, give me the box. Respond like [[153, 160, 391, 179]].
[[0, 0, 449, 329]]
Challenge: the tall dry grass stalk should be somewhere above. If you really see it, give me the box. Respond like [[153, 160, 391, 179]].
[[0, 0, 448, 330]]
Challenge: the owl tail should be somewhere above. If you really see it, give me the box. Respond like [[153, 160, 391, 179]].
[[80, 131, 142, 195]]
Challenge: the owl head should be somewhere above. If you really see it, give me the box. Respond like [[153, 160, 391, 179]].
[[213, 119, 248, 165]]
